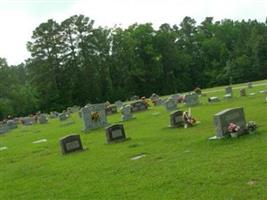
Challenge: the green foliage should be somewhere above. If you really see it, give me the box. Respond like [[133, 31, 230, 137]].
[[1, 16, 267, 118]]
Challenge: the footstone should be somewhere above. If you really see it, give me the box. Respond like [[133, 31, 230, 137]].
[[208, 96, 220, 103], [59, 134, 84, 155], [105, 124, 126, 143]]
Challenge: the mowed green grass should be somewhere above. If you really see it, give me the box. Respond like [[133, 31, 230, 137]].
[[1, 82, 267, 200]]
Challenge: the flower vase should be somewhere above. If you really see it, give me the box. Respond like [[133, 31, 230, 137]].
[[230, 132, 238, 138]]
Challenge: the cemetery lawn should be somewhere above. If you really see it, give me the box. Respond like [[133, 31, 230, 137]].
[[1, 81, 267, 200]]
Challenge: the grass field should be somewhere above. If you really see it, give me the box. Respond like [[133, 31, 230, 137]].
[[1, 81, 267, 200]]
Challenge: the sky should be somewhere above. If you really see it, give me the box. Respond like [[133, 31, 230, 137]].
[[0, 0, 266, 65]]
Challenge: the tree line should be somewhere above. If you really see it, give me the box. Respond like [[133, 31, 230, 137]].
[[1, 15, 267, 119]]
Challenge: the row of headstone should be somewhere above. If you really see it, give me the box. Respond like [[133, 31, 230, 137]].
[[60, 124, 127, 154]]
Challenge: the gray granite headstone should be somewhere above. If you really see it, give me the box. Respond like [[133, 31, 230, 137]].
[[115, 100, 123, 109], [130, 100, 148, 112], [121, 105, 134, 121], [225, 86, 233, 96], [0, 124, 9, 134], [7, 120, 17, 129], [213, 107, 246, 138], [59, 134, 83, 155], [170, 110, 184, 128], [21, 117, 35, 125], [38, 114, 48, 124], [247, 82, 252, 88], [184, 93, 199, 106], [164, 98, 177, 112], [105, 124, 126, 143], [58, 113, 68, 121], [81, 103, 108, 132]]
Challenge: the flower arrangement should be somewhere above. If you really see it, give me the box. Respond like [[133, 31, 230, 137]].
[[228, 122, 240, 133], [246, 121, 257, 133], [91, 112, 100, 122]]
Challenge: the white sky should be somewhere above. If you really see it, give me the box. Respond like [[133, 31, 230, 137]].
[[0, 0, 266, 65]]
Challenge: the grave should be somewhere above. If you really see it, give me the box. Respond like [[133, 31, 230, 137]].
[[130, 95, 139, 101], [21, 117, 35, 125], [7, 120, 17, 129], [164, 98, 177, 112], [171, 94, 182, 103], [212, 107, 246, 139], [59, 134, 84, 155], [38, 114, 48, 124], [224, 86, 233, 99], [58, 113, 68, 121], [208, 96, 220, 103], [114, 100, 123, 109], [49, 111, 58, 119], [105, 124, 126, 143], [169, 110, 184, 128], [81, 103, 108, 132], [150, 93, 163, 106], [240, 88, 246, 96], [0, 124, 9, 134], [184, 93, 199, 106], [121, 105, 134, 121], [248, 82, 253, 88], [105, 104, 118, 115], [130, 100, 148, 112]]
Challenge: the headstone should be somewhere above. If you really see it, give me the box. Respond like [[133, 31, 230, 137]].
[[208, 96, 220, 103], [21, 117, 35, 125], [59, 134, 84, 155], [171, 94, 182, 103], [0, 124, 9, 134], [213, 107, 246, 138], [248, 82, 253, 88], [121, 105, 134, 121], [105, 105, 118, 115], [114, 100, 123, 109], [150, 93, 163, 106], [169, 110, 184, 128], [81, 103, 108, 132], [58, 113, 68, 121], [105, 124, 126, 143], [49, 111, 58, 119], [184, 93, 199, 106], [6, 120, 17, 129], [224, 86, 233, 98], [164, 98, 177, 112], [38, 114, 48, 124], [240, 88, 246, 96], [130, 100, 148, 112], [130, 95, 139, 101]]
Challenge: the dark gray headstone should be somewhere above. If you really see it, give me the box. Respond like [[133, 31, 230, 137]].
[[59, 134, 83, 155], [213, 107, 246, 138], [105, 124, 126, 143], [21, 117, 35, 125], [240, 88, 246, 96], [58, 113, 68, 121], [170, 110, 184, 128], [7, 120, 17, 129], [38, 114, 48, 124]]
